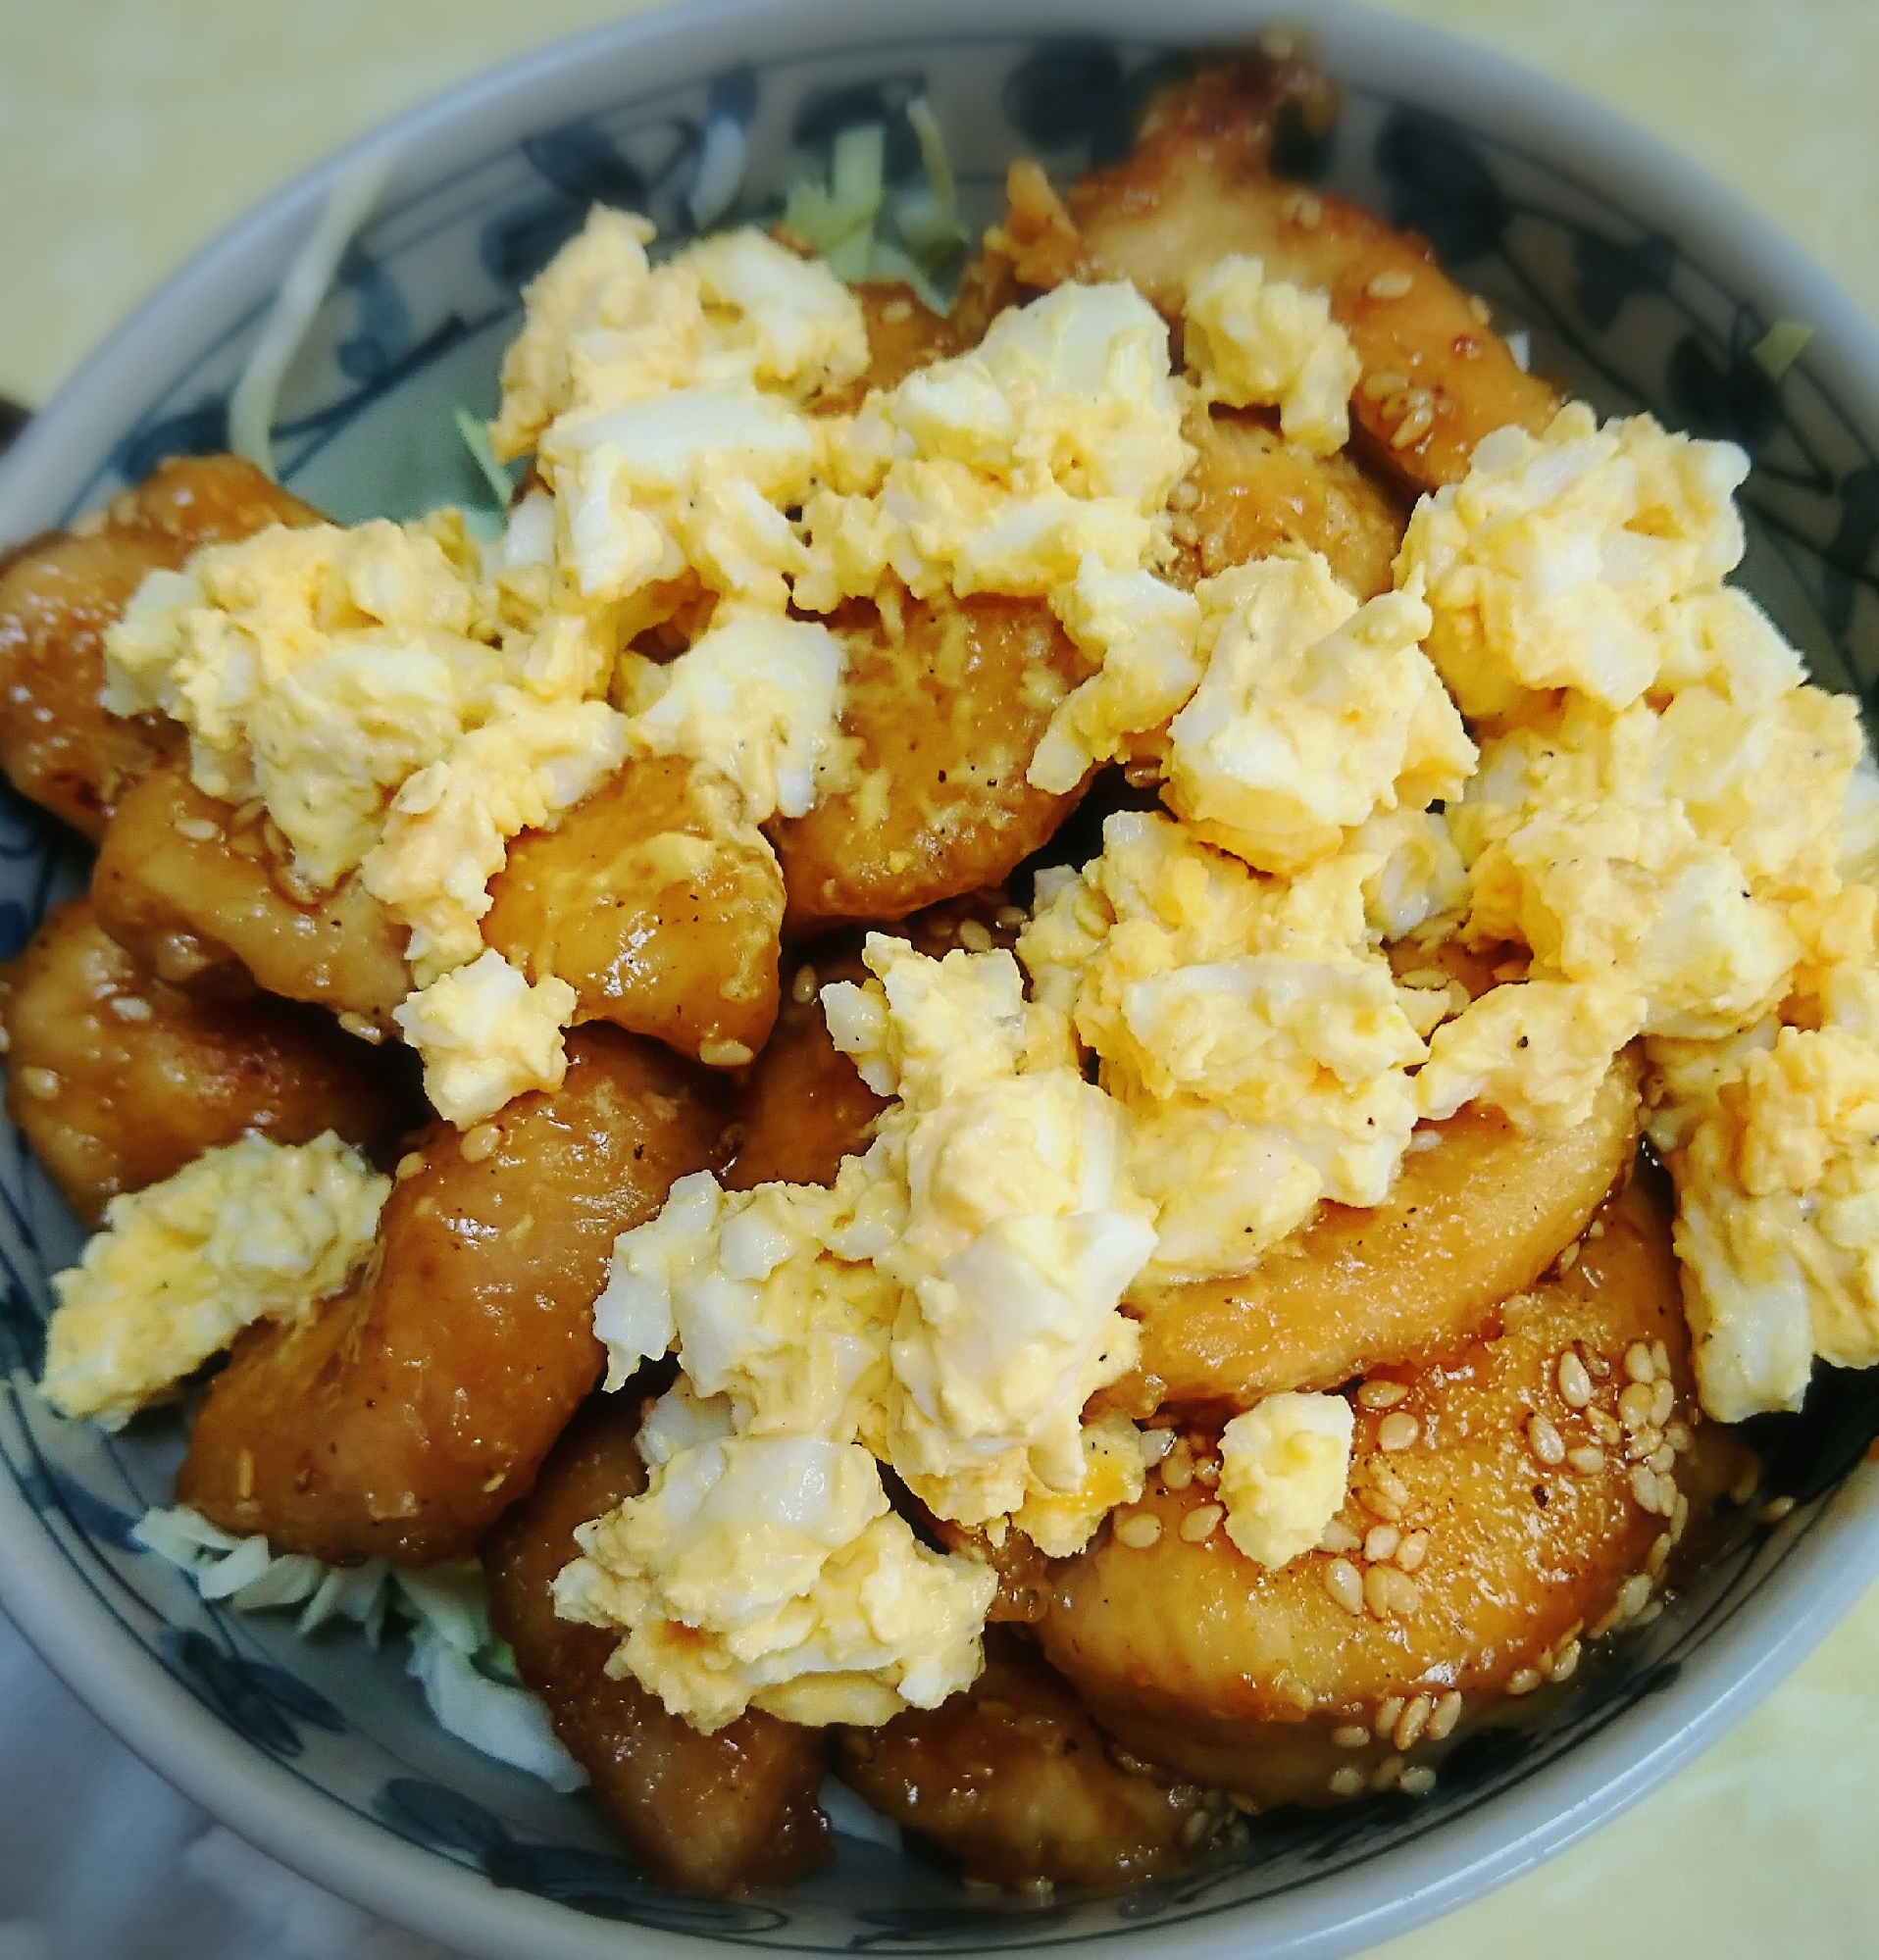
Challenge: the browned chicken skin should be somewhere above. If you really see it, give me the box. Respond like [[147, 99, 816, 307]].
[[770, 594, 1088, 933], [485, 755, 785, 1068], [990, 63, 1558, 491], [1041, 1169, 1694, 1808], [0, 896, 415, 1228], [1110, 1053, 1643, 1418], [177, 1029, 730, 1565], [483, 1396, 833, 1895], [836, 1628, 1228, 1890], [0, 456, 316, 839], [93, 760, 412, 1024]]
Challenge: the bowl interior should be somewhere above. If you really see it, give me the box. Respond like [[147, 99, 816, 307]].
[[5, 5, 1879, 1958]]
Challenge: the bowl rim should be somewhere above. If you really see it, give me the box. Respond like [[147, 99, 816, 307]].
[[5, 2, 1879, 1955]]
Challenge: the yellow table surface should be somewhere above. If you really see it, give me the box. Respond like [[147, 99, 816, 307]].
[[3, 2, 1879, 1955]]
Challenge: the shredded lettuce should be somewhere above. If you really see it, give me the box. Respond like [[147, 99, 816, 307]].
[[455, 406, 518, 511], [1752, 318, 1814, 380], [134, 1505, 586, 1793], [784, 97, 968, 314]]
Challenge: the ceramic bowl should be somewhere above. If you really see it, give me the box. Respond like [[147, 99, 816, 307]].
[[5, 3, 1879, 1956]]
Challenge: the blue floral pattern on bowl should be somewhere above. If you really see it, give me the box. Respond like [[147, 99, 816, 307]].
[[4, 12, 1879, 1957]]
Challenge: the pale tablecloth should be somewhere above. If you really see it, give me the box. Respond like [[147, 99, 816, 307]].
[[2, 2, 1878, 1955]]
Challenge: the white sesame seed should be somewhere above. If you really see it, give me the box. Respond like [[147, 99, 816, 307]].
[[1618, 1382, 1655, 1431], [1325, 1559, 1365, 1614], [1329, 1766, 1365, 1798], [1587, 1219, 1606, 1240], [1635, 1599, 1664, 1627], [1670, 1490, 1690, 1543], [1650, 1378, 1676, 1428], [1557, 1351, 1594, 1408], [1193, 1456, 1219, 1486], [1319, 1518, 1363, 1555], [995, 904, 1027, 930], [395, 1151, 426, 1182], [1394, 1694, 1433, 1751], [1650, 1339, 1671, 1378], [1367, 269, 1415, 300], [1378, 1412, 1420, 1452], [108, 994, 154, 1023], [1528, 1414, 1565, 1466], [1361, 370, 1412, 401], [1370, 1753, 1405, 1792], [176, 815, 222, 842], [957, 919, 993, 953], [1399, 1766, 1438, 1797], [1161, 1446, 1194, 1492], [790, 965, 819, 1006], [1364, 1566, 1397, 1620], [1364, 1524, 1401, 1564], [1647, 1533, 1672, 1577], [1428, 1690, 1463, 1740], [1389, 395, 1437, 449], [460, 1123, 502, 1164], [1588, 1602, 1624, 1641], [1758, 1494, 1797, 1525], [337, 1010, 384, 1044], [1665, 1423, 1693, 1454], [1359, 1380, 1409, 1410], [1171, 514, 1200, 547], [1729, 1462, 1761, 1506], [1589, 1407, 1622, 1444], [1506, 1668, 1542, 1696], [1648, 1443, 1676, 1477], [1115, 1511, 1163, 1549], [19, 1067, 59, 1101], [1547, 1639, 1581, 1684], [1617, 1573, 1653, 1622], [1396, 1531, 1430, 1574], [1567, 1445, 1606, 1476], [1333, 1724, 1371, 1749], [1624, 1341, 1656, 1385], [1374, 1696, 1405, 1738], [1629, 1465, 1661, 1513], [1378, 1568, 1422, 1618], [1554, 1239, 1580, 1275], [1180, 1503, 1224, 1543], [1632, 1424, 1664, 1459]]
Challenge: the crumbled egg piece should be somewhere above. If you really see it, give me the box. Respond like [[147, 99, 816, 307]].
[[489, 209, 868, 459], [1164, 554, 1475, 876], [1027, 562, 1202, 794], [1658, 1022, 1879, 1421], [103, 514, 508, 891], [1183, 256, 1361, 456], [552, 1433, 995, 1733], [1217, 1391, 1355, 1568], [1009, 1408, 1148, 1558], [795, 279, 1193, 612], [1418, 980, 1647, 1129], [1019, 812, 1428, 1276], [825, 936, 1156, 1526], [622, 608, 847, 822], [41, 1133, 387, 1428], [391, 950, 579, 1128], [590, 1167, 898, 1441], [1350, 805, 1468, 942], [363, 695, 628, 984], [1398, 403, 1756, 719]]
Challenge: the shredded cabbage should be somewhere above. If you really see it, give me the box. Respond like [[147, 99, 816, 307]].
[[133, 1506, 585, 1792]]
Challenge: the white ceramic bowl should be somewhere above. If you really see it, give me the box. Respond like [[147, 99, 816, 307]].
[[5, 3, 1879, 1956]]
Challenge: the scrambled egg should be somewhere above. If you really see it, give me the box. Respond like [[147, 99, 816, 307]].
[[1218, 1392, 1355, 1568], [1164, 555, 1474, 875], [1183, 256, 1361, 456], [1020, 811, 1429, 1277], [41, 1133, 386, 1428], [391, 951, 580, 1128], [553, 1422, 994, 1734], [1398, 403, 1760, 718]]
